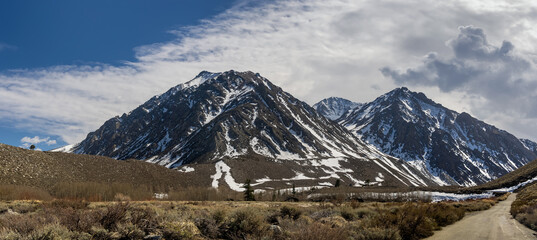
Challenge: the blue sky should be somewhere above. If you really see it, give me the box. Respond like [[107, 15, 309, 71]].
[[0, 0, 235, 150], [1, 0, 537, 151], [0, 0, 234, 70]]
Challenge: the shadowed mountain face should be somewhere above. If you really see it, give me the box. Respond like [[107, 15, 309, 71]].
[[319, 87, 537, 186], [64, 71, 435, 190]]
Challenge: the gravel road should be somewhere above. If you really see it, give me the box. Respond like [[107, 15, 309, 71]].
[[427, 193, 536, 240]]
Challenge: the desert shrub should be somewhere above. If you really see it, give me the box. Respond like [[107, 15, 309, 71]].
[[44, 205, 99, 232], [8, 202, 39, 214], [348, 225, 401, 240], [28, 223, 75, 240], [226, 208, 268, 239], [371, 203, 436, 240], [162, 221, 201, 240], [397, 204, 436, 240], [280, 205, 302, 220], [511, 182, 537, 231], [116, 223, 146, 240], [355, 207, 377, 219], [195, 216, 221, 239], [458, 200, 494, 212], [129, 206, 160, 234], [287, 222, 347, 240], [212, 209, 227, 224], [426, 203, 465, 227], [0, 214, 48, 235], [339, 206, 355, 221], [99, 202, 131, 231]]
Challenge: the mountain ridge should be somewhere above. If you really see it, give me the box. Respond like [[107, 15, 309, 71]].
[[61, 71, 436, 190], [315, 87, 537, 186]]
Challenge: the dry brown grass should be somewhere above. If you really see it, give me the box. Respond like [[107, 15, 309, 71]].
[[511, 182, 537, 231], [0, 194, 507, 240]]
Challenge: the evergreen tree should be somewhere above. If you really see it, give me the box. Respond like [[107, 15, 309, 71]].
[[243, 179, 255, 201], [29, 145, 35, 150], [292, 183, 296, 195], [335, 179, 341, 188]]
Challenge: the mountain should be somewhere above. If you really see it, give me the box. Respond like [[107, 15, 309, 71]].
[[331, 87, 537, 186], [521, 139, 537, 155], [63, 71, 435, 190], [312, 97, 362, 120]]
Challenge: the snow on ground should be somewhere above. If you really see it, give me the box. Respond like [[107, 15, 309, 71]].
[[178, 166, 195, 173], [50, 144, 76, 153], [282, 172, 315, 181], [210, 161, 243, 191], [489, 175, 537, 193]]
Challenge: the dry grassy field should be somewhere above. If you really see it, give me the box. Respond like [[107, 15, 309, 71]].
[[0, 193, 509, 240]]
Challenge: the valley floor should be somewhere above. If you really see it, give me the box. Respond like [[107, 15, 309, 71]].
[[426, 194, 536, 240], [0, 194, 508, 240]]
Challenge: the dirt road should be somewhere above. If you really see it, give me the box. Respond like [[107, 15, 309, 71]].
[[427, 193, 536, 240]]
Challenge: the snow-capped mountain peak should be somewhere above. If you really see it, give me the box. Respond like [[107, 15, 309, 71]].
[[332, 87, 537, 186], [63, 71, 436, 190], [313, 97, 362, 121]]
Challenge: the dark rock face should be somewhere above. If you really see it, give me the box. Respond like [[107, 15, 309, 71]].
[[67, 71, 434, 189], [313, 97, 362, 121], [335, 87, 537, 186]]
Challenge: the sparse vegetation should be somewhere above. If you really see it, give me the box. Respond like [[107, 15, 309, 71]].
[[0, 193, 508, 239], [511, 182, 537, 231]]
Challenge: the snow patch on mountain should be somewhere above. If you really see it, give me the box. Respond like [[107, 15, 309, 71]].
[[211, 161, 243, 191]]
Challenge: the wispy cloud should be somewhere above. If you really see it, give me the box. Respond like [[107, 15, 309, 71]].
[[0, 42, 16, 52], [1, 0, 537, 143]]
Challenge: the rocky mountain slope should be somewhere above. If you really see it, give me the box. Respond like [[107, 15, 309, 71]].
[[317, 87, 537, 186], [62, 71, 436, 190], [521, 139, 537, 155], [312, 97, 361, 121]]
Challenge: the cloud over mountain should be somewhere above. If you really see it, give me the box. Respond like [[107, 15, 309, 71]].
[[1, 0, 537, 143]]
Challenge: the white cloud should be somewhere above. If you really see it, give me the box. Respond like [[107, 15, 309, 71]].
[[2, 0, 537, 143], [21, 136, 57, 146]]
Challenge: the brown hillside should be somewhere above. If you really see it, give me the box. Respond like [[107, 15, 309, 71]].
[[0, 143, 207, 191]]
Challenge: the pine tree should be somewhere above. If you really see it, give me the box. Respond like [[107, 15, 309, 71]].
[[335, 179, 341, 188], [243, 179, 255, 201], [292, 183, 296, 195], [29, 145, 36, 150]]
